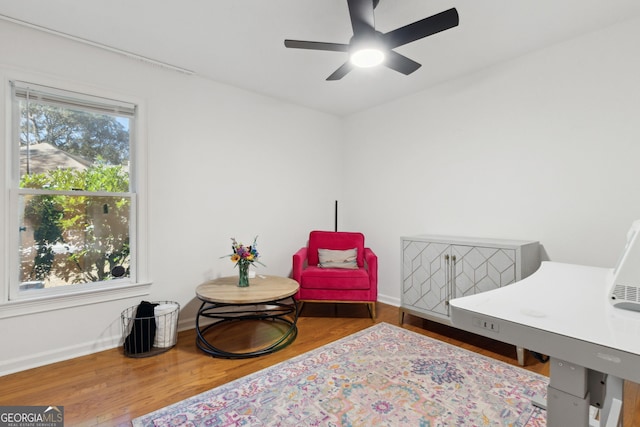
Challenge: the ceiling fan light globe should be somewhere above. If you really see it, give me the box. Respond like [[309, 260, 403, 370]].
[[350, 48, 385, 68]]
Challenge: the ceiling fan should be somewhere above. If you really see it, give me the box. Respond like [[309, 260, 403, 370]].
[[284, 0, 459, 81]]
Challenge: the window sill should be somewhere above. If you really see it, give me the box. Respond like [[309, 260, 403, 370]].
[[0, 281, 152, 319]]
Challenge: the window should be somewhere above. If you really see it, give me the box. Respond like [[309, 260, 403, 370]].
[[10, 81, 138, 300]]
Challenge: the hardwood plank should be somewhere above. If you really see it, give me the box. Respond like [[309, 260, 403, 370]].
[[625, 380, 640, 427], [0, 302, 637, 426]]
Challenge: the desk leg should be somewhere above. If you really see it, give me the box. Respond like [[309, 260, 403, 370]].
[[547, 358, 590, 427], [546, 358, 623, 427], [547, 358, 589, 427]]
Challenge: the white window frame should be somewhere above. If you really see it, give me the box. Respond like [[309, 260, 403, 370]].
[[1, 74, 150, 318]]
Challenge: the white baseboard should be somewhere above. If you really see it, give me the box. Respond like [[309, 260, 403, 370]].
[[2, 298, 401, 376], [0, 334, 121, 377], [1, 322, 196, 377], [377, 293, 400, 307], [178, 316, 199, 330]]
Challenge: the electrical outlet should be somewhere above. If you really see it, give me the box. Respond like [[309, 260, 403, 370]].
[[472, 316, 499, 333]]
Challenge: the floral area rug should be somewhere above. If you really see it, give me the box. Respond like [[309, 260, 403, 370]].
[[132, 322, 547, 426]]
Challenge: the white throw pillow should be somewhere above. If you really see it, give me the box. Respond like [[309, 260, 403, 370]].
[[318, 248, 358, 269]]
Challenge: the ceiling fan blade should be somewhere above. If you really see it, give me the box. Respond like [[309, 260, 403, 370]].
[[383, 8, 459, 49], [284, 40, 349, 52], [327, 62, 353, 81], [347, 0, 375, 36], [384, 50, 421, 75]]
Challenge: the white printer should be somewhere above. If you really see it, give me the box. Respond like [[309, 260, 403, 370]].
[[609, 219, 640, 311]]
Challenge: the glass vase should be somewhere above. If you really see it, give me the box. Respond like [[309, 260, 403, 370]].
[[238, 261, 250, 287]]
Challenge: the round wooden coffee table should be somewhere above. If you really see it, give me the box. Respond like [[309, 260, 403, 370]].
[[195, 275, 299, 358]]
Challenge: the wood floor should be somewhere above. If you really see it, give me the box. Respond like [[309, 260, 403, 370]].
[[1, 302, 639, 426]]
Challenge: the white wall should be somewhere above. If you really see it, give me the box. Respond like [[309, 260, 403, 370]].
[[3, 14, 640, 375], [0, 21, 344, 375], [343, 17, 640, 305]]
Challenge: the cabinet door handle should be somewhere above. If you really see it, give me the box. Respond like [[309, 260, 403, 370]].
[[451, 255, 457, 299], [444, 254, 450, 306]]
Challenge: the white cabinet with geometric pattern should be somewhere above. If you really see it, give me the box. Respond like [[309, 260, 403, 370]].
[[400, 235, 540, 364]]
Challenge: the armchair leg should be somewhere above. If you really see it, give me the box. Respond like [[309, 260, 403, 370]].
[[368, 302, 376, 321]]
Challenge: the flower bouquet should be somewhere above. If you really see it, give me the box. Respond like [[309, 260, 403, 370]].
[[223, 236, 265, 287]]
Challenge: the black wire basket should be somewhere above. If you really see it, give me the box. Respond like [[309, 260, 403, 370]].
[[121, 300, 180, 358]]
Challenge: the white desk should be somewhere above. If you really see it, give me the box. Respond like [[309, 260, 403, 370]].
[[450, 261, 640, 427]]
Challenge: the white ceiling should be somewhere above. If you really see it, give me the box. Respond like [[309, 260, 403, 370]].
[[1, 0, 639, 116]]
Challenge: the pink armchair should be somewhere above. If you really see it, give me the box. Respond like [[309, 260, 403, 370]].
[[292, 230, 378, 319]]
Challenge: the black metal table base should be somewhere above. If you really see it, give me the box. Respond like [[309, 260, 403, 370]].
[[196, 297, 299, 358]]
